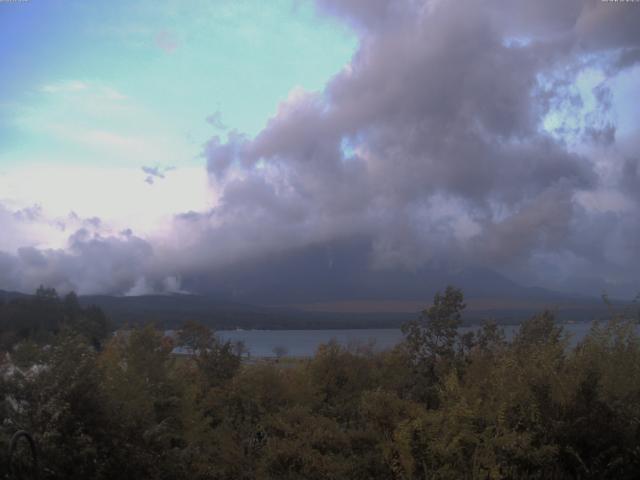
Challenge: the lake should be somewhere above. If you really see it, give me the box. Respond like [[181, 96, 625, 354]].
[[215, 322, 607, 358]]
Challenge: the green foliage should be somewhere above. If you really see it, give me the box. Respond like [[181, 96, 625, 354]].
[[178, 320, 243, 389], [400, 286, 468, 406], [2, 287, 640, 479], [0, 287, 110, 353], [403, 285, 467, 362]]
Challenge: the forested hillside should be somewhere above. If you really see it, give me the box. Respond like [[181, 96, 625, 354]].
[[0, 287, 109, 353], [1, 287, 639, 479]]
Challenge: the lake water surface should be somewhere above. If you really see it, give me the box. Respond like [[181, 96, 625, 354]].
[[216, 323, 605, 358]]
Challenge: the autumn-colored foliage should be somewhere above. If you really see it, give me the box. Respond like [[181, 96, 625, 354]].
[[1, 287, 639, 479]]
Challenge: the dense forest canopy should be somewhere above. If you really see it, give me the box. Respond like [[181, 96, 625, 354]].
[[1, 286, 639, 479], [0, 287, 109, 355]]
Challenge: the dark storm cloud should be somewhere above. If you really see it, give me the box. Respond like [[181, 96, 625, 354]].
[[621, 157, 640, 197], [614, 47, 640, 70], [187, 0, 640, 297]]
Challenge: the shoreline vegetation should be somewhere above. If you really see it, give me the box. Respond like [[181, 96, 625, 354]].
[[0, 287, 619, 332], [1, 286, 640, 478]]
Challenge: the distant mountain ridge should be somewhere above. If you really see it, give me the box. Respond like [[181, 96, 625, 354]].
[[178, 238, 594, 306], [0, 289, 31, 302], [1, 266, 610, 330], [1, 237, 612, 329]]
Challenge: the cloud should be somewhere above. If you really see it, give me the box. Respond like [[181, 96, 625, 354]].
[[14, 80, 193, 172], [0, 165, 209, 238], [0, 227, 150, 295], [187, 0, 640, 296], [42, 81, 89, 94], [142, 165, 173, 185], [206, 111, 227, 130], [155, 30, 179, 53], [2, 0, 639, 298], [41, 81, 126, 100]]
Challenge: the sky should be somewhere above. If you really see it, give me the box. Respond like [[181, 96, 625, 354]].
[[0, 0, 639, 299]]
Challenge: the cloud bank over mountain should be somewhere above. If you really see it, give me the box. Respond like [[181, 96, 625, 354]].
[[1, 0, 639, 299]]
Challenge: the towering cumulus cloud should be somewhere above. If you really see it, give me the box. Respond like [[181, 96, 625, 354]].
[[1, 0, 639, 297], [183, 0, 640, 296]]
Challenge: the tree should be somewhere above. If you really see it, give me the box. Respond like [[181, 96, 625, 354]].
[[178, 320, 213, 354], [35, 285, 59, 302], [178, 320, 241, 388], [513, 310, 563, 349], [98, 325, 186, 479], [401, 286, 466, 406], [402, 285, 466, 363]]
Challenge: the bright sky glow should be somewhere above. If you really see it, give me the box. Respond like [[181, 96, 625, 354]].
[[0, 0, 355, 239]]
